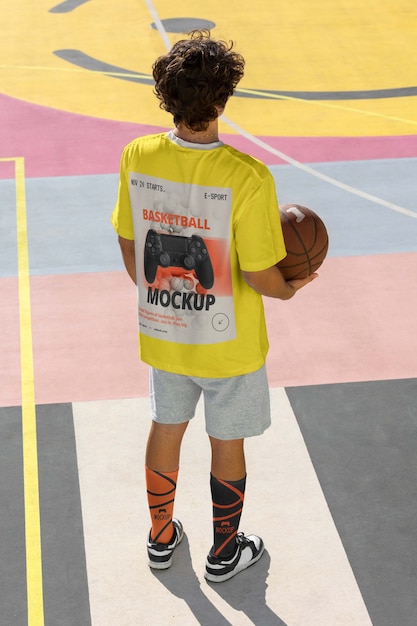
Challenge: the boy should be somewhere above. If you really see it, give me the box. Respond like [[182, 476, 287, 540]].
[[112, 30, 317, 582]]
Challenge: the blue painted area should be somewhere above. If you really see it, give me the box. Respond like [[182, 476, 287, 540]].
[[25, 174, 123, 275], [0, 174, 123, 277], [0, 180, 18, 277], [271, 157, 417, 257], [1, 157, 415, 278], [27, 173, 123, 276]]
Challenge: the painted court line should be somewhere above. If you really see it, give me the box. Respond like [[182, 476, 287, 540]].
[[1, 156, 45, 625], [144, 0, 171, 50], [222, 114, 417, 219], [237, 86, 417, 127]]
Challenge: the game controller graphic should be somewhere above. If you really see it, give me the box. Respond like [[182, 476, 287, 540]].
[[144, 229, 214, 289]]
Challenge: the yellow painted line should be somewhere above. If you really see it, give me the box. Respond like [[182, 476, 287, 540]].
[[1, 157, 45, 625], [238, 87, 417, 128]]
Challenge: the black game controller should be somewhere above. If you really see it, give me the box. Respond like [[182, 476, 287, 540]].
[[144, 229, 214, 289]]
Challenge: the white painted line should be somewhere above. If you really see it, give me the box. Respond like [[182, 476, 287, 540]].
[[222, 114, 417, 219], [144, 0, 171, 51]]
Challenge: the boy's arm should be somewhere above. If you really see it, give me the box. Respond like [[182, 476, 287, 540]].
[[118, 236, 137, 285], [242, 266, 317, 300]]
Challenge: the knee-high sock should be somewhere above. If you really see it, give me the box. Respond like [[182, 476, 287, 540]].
[[146, 466, 178, 544], [210, 474, 246, 558]]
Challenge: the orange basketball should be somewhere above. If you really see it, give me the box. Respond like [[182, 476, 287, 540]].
[[276, 203, 329, 280]]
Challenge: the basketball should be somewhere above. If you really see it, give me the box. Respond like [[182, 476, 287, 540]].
[[170, 276, 184, 291], [276, 203, 329, 280]]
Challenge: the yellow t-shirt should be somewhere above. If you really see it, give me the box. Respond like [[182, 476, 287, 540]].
[[111, 132, 286, 377]]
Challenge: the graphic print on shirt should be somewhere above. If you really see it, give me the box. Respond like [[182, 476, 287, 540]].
[[130, 172, 235, 345]]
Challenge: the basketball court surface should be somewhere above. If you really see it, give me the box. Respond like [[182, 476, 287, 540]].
[[1, 1, 416, 624]]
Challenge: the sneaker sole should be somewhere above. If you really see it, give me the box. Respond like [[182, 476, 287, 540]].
[[148, 556, 174, 570], [204, 543, 265, 583]]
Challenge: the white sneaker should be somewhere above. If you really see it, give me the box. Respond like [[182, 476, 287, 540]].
[[204, 532, 264, 582], [147, 518, 184, 569]]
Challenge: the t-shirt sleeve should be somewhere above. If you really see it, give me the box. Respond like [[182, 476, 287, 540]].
[[111, 146, 135, 240], [234, 171, 287, 272]]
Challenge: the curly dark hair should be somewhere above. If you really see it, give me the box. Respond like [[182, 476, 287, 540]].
[[152, 30, 245, 132]]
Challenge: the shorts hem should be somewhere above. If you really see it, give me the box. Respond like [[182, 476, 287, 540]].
[[206, 421, 271, 441]]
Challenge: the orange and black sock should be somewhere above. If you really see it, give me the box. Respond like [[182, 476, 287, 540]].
[[146, 466, 178, 544], [210, 473, 246, 558]]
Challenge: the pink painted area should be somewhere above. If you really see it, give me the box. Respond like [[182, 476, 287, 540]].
[[1, 93, 415, 179], [237, 134, 417, 165], [0, 93, 164, 179], [0, 254, 411, 406], [265, 252, 417, 387], [0, 278, 21, 407], [1, 271, 148, 407], [28, 271, 148, 405]]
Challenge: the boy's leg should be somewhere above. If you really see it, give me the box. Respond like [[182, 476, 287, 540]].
[[145, 421, 188, 542], [146, 421, 188, 472], [210, 436, 246, 480], [206, 435, 264, 582], [145, 368, 201, 568], [209, 437, 246, 556]]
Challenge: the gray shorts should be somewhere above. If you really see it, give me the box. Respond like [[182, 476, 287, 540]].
[[149, 365, 271, 440]]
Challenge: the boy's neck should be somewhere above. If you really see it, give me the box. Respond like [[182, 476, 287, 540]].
[[173, 120, 219, 144]]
